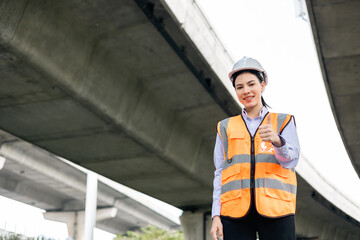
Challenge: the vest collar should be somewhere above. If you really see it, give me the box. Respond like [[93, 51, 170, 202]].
[[242, 106, 268, 120]]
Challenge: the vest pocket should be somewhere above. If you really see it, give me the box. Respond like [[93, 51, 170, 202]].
[[265, 163, 290, 179], [220, 182, 242, 203], [221, 163, 242, 203], [221, 163, 241, 182], [228, 131, 245, 160], [264, 182, 292, 202], [264, 164, 292, 202], [230, 131, 245, 139]]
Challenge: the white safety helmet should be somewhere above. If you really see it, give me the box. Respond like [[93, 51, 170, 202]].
[[228, 57, 268, 85]]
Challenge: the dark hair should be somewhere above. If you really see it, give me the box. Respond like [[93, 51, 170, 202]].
[[231, 69, 271, 108]]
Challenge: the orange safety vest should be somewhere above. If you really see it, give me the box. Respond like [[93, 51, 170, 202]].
[[217, 112, 297, 218]]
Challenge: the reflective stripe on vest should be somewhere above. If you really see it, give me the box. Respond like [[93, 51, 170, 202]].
[[217, 112, 297, 218]]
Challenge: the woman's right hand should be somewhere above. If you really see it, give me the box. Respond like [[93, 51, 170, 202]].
[[210, 216, 223, 240]]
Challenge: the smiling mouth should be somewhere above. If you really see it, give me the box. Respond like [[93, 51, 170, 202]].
[[243, 96, 254, 101]]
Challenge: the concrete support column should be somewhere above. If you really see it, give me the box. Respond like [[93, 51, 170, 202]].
[[84, 171, 98, 240], [44, 207, 117, 240], [44, 211, 85, 240], [180, 210, 212, 240]]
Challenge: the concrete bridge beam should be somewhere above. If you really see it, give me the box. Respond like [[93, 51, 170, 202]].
[[0, 0, 228, 208], [0, 133, 180, 233], [180, 210, 212, 240]]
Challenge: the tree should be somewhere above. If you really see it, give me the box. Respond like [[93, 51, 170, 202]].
[[0, 233, 53, 240], [114, 225, 184, 240], [0, 233, 33, 240]]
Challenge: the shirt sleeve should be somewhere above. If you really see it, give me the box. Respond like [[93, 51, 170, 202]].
[[274, 117, 300, 169], [212, 133, 223, 219]]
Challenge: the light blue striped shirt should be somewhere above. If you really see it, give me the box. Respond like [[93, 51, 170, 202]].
[[212, 107, 300, 218]]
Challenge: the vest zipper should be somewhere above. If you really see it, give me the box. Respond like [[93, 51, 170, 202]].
[[250, 135, 256, 216], [250, 136, 255, 188], [240, 112, 269, 214]]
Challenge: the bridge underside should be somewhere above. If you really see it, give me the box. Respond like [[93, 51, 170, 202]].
[[306, 0, 360, 177], [0, 0, 239, 210]]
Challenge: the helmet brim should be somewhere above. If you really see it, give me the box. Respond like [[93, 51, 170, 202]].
[[229, 67, 268, 86]]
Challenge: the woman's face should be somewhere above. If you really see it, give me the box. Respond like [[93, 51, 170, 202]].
[[234, 72, 265, 110]]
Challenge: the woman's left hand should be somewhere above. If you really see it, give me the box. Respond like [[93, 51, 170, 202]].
[[259, 114, 283, 147]]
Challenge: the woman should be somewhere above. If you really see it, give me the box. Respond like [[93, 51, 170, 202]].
[[210, 57, 300, 240]]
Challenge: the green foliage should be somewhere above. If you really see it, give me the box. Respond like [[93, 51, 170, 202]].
[[0, 233, 52, 240], [0, 233, 33, 240], [114, 225, 184, 240]]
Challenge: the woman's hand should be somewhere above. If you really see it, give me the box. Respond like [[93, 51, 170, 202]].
[[259, 114, 283, 147], [210, 216, 223, 240]]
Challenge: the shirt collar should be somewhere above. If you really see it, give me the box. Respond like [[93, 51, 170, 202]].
[[242, 106, 268, 120]]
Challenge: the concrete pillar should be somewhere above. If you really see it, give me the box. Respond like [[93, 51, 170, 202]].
[[84, 172, 98, 240], [44, 207, 117, 240], [320, 223, 336, 240], [334, 227, 347, 240], [0, 155, 6, 170], [44, 211, 85, 240], [180, 210, 212, 240]]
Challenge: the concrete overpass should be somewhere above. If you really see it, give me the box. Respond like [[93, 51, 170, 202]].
[[0, 130, 179, 239], [306, 0, 360, 177], [0, 0, 360, 239]]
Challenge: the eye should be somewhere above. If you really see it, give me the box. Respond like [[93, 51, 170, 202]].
[[236, 86, 243, 90], [249, 83, 255, 86]]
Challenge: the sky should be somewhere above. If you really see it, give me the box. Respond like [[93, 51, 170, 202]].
[[1, 0, 360, 239]]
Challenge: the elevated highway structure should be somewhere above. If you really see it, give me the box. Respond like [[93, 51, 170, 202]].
[[306, 0, 360, 177], [0, 130, 179, 239], [0, 0, 359, 239]]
